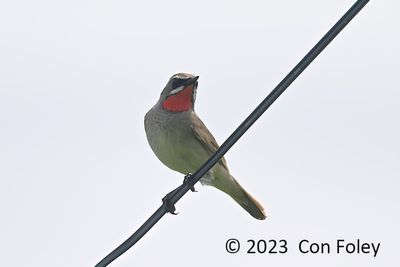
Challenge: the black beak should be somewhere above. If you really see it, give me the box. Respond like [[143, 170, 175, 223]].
[[184, 76, 199, 86]]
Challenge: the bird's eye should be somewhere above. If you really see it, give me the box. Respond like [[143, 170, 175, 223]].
[[172, 78, 190, 89], [172, 78, 182, 89]]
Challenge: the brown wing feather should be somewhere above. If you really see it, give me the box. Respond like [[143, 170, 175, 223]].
[[190, 112, 229, 171]]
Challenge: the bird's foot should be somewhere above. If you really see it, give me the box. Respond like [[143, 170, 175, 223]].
[[161, 173, 196, 215], [162, 188, 179, 215], [184, 173, 197, 192]]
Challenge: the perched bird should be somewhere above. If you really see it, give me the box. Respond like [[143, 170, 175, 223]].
[[144, 73, 266, 220]]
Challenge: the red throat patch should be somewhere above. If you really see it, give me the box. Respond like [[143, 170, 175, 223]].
[[162, 86, 194, 112]]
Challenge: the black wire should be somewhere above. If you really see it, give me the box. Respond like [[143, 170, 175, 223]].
[[95, 1, 369, 266]]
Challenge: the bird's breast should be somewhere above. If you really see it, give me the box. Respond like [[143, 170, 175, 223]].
[[144, 107, 197, 173]]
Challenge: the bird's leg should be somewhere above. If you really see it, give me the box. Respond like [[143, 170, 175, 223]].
[[183, 173, 197, 192], [162, 187, 180, 215]]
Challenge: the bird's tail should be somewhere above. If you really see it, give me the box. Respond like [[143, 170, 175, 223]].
[[213, 174, 266, 220]]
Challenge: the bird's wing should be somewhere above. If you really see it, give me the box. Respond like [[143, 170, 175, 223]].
[[190, 111, 229, 171]]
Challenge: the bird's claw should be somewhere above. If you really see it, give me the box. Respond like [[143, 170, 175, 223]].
[[162, 190, 179, 215]]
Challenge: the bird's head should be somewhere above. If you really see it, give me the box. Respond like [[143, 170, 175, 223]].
[[160, 73, 199, 112]]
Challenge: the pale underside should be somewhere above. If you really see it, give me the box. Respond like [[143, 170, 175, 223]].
[[144, 107, 229, 186]]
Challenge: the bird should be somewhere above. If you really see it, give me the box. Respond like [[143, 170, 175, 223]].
[[144, 73, 266, 220]]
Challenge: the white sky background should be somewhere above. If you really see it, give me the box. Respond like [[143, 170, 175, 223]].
[[0, 0, 399, 266]]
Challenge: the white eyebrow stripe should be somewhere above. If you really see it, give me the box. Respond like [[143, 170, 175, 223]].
[[169, 85, 185, 95], [173, 74, 186, 79]]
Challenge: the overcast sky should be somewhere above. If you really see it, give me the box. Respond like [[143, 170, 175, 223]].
[[0, 1, 399, 266]]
